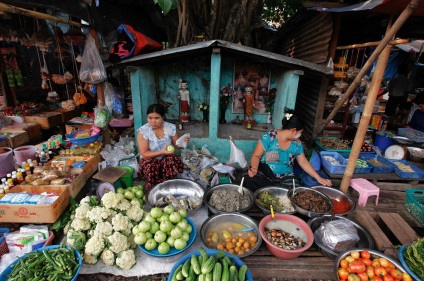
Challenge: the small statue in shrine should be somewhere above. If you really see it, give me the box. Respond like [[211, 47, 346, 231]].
[[243, 84, 256, 121], [178, 79, 190, 122]]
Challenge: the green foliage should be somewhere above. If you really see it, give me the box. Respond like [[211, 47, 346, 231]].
[[261, 0, 303, 26], [154, 0, 178, 15]]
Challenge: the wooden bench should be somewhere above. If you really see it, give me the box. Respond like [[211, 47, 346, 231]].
[[354, 210, 419, 258]]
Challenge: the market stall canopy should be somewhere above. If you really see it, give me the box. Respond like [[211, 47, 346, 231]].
[[309, 0, 424, 16]]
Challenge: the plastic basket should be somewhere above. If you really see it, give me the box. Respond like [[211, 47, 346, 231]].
[[315, 137, 351, 153], [66, 131, 101, 145], [0, 231, 54, 259], [389, 160, 424, 179], [404, 189, 424, 226], [320, 151, 347, 174], [398, 128, 424, 143], [360, 155, 395, 174]]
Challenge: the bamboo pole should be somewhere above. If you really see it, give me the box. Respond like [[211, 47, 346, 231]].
[[0, 2, 88, 28], [336, 38, 410, 50], [317, 0, 422, 135]]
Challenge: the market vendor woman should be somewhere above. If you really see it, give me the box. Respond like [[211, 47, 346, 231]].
[[245, 109, 332, 191], [137, 104, 189, 188]]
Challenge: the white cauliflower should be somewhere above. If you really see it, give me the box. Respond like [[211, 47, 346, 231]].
[[87, 206, 112, 223], [79, 196, 92, 206], [101, 192, 122, 209], [66, 229, 86, 251], [100, 249, 115, 266], [112, 213, 133, 235], [63, 221, 70, 235], [116, 200, 131, 211], [126, 205, 144, 223], [115, 250, 136, 270], [107, 210, 117, 223], [83, 252, 98, 264], [108, 231, 130, 253], [85, 235, 105, 256], [71, 218, 91, 231], [94, 221, 113, 238], [80, 195, 99, 206], [130, 198, 141, 207], [74, 204, 92, 220]]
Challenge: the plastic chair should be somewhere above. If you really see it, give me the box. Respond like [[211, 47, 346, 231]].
[[350, 178, 380, 207]]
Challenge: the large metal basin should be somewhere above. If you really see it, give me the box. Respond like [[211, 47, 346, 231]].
[[203, 184, 254, 214], [253, 186, 296, 215], [288, 186, 333, 218], [308, 215, 375, 260], [311, 186, 356, 216]]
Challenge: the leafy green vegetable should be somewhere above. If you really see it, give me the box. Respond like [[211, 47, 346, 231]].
[[50, 196, 78, 235], [404, 238, 424, 280]]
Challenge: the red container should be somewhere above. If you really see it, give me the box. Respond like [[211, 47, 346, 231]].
[[259, 214, 314, 259]]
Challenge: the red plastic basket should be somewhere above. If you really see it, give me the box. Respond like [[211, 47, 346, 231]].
[[0, 231, 54, 259]]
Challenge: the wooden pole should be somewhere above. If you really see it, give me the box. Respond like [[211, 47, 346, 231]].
[[0, 2, 88, 28], [318, 0, 422, 135], [336, 38, 410, 50]]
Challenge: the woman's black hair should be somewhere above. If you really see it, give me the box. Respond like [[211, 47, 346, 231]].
[[282, 108, 305, 130], [147, 104, 166, 117], [414, 93, 424, 105]]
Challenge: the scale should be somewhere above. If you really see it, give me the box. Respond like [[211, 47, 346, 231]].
[[384, 145, 408, 160]]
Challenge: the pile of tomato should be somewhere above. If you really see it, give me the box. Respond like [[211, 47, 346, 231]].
[[337, 250, 412, 281]]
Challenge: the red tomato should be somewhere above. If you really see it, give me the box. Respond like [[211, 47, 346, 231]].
[[374, 267, 387, 278], [339, 268, 350, 280], [379, 258, 389, 268], [351, 251, 361, 260], [349, 261, 366, 274], [357, 272, 369, 281], [348, 274, 361, 281], [372, 259, 381, 268], [366, 266, 375, 279], [340, 260, 349, 269], [362, 258, 372, 266], [383, 275, 394, 281], [361, 250, 371, 260], [373, 277, 383, 281], [346, 256, 356, 263], [385, 261, 395, 269], [389, 269, 402, 280]]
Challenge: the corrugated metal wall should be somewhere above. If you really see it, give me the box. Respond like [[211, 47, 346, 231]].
[[275, 11, 333, 64], [296, 71, 325, 142]]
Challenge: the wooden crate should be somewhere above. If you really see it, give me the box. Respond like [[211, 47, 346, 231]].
[[54, 108, 81, 123], [24, 112, 63, 129], [354, 210, 419, 258], [7, 131, 29, 148], [0, 123, 42, 142]]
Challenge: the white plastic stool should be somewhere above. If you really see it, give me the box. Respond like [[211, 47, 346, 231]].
[[350, 178, 380, 207]]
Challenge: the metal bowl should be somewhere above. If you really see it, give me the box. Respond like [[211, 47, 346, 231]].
[[392, 136, 414, 145], [407, 147, 424, 163], [308, 215, 374, 260], [311, 186, 356, 216], [253, 186, 296, 215], [288, 186, 333, 218], [147, 179, 204, 214], [203, 184, 254, 214], [200, 213, 262, 258], [333, 248, 407, 280]]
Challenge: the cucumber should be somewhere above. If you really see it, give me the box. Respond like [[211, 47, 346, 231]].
[[171, 264, 183, 281], [198, 255, 204, 269], [205, 272, 213, 281], [212, 262, 222, 281], [238, 265, 247, 281], [191, 254, 201, 275], [221, 260, 229, 281], [213, 251, 226, 260], [176, 271, 184, 280], [201, 256, 216, 274], [229, 265, 237, 281], [198, 274, 205, 281], [223, 256, 233, 267], [182, 259, 191, 278], [199, 247, 208, 265], [187, 265, 195, 281]]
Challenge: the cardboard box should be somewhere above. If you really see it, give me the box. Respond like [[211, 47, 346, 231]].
[[50, 154, 100, 182], [0, 185, 69, 223], [0, 123, 42, 142], [25, 112, 63, 129], [7, 131, 29, 148]]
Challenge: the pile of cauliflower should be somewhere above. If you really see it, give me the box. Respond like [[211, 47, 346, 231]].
[[65, 192, 144, 270]]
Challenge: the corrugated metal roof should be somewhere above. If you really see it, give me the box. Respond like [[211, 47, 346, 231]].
[[108, 40, 332, 75]]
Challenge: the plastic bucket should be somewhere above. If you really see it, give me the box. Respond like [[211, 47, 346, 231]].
[[0, 148, 15, 178], [374, 134, 395, 153], [14, 145, 37, 165], [117, 166, 135, 188]]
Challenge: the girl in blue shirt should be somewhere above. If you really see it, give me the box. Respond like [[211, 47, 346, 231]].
[[245, 109, 332, 191]]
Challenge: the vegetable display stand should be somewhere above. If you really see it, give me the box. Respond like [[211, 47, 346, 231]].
[[404, 189, 424, 226], [24, 112, 63, 130]]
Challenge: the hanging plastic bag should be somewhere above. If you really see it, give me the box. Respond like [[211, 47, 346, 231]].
[[104, 82, 123, 115], [47, 91, 60, 102], [94, 106, 111, 129], [228, 136, 247, 168], [79, 33, 107, 84], [176, 133, 190, 149]]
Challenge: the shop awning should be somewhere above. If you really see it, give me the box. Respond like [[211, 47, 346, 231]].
[[309, 0, 424, 16]]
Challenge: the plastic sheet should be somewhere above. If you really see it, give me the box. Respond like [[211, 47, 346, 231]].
[[314, 220, 360, 253]]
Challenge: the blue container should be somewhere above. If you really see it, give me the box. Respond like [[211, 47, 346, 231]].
[[320, 151, 347, 174], [388, 160, 424, 179], [374, 133, 395, 153], [0, 228, 10, 244], [168, 249, 254, 281], [309, 150, 321, 171], [300, 170, 329, 187], [66, 131, 101, 145], [398, 245, 421, 281], [360, 155, 396, 174]]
